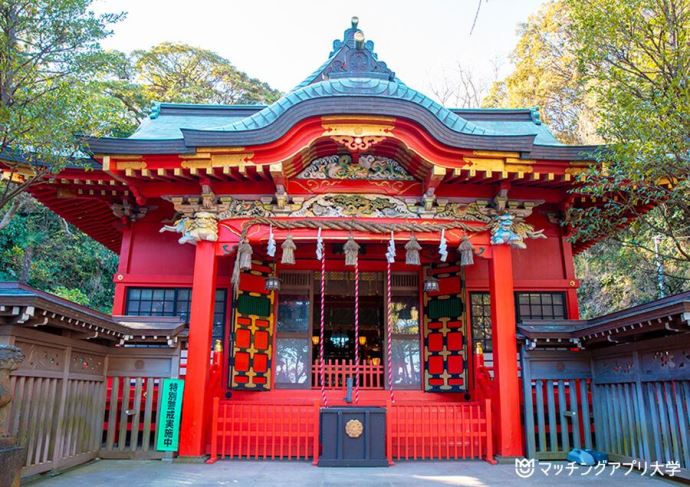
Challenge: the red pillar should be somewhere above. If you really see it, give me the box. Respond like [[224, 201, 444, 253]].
[[112, 226, 133, 315], [489, 244, 523, 457], [560, 236, 580, 320], [179, 240, 218, 457]]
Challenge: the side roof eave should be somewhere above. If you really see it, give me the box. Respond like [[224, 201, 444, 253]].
[[83, 136, 192, 156]]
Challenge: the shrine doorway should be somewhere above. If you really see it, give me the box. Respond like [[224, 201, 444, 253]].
[[274, 271, 422, 390]]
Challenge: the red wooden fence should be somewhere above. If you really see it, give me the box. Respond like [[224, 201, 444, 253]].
[[387, 399, 495, 463], [310, 359, 384, 389], [208, 398, 495, 464], [208, 399, 320, 463]]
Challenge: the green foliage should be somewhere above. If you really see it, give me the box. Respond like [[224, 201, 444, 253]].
[[51, 286, 91, 306], [0, 5, 282, 312], [0, 195, 117, 312], [0, 0, 124, 209], [132, 42, 281, 105], [486, 0, 690, 315], [482, 1, 599, 144], [564, 0, 690, 251], [96, 43, 283, 131]]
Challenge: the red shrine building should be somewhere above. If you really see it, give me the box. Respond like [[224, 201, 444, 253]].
[[23, 19, 605, 462]]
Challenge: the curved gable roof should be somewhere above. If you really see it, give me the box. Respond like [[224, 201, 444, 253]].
[[84, 18, 597, 161], [210, 78, 491, 135]]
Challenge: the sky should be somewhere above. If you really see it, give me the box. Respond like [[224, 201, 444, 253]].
[[93, 0, 547, 97]]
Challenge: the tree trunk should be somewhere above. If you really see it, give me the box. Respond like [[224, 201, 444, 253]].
[[20, 245, 32, 284]]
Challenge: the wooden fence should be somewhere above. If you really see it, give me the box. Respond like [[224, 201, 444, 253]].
[[208, 399, 320, 462], [521, 336, 690, 480], [1, 326, 180, 477], [388, 400, 495, 462], [102, 377, 163, 458], [9, 375, 105, 476], [594, 380, 690, 468], [523, 378, 594, 459], [310, 359, 384, 389], [100, 347, 180, 458], [590, 338, 690, 478], [208, 398, 494, 464]]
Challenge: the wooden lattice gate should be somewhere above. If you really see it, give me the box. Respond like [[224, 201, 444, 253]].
[[521, 337, 690, 480], [520, 349, 594, 460], [2, 326, 180, 477]]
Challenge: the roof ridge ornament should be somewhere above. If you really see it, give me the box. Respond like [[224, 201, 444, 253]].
[[317, 17, 395, 83]]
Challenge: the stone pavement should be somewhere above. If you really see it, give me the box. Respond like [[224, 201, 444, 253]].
[[24, 459, 674, 486]]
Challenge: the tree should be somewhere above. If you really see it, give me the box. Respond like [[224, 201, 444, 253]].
[[480, 0, 689, 314], [131, 42, 281, 106], [0, 0, 123, 224], [0, 16, 284, 309], [0, 196, 117, 311], [564, 0, 690, 293], [482, 1, 599, 144]]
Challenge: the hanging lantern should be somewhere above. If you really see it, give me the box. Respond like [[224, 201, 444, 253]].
[[423, 275, 440, 293], [311, 335, 320, 345], [405, 234, 422, 265], [358, 336, 367, 346], [237, 239, 253, 271], [265, 274, 281, 291], [344, 236, 360, 267], [459, 236, 475, 266], [281, 235, 296, 265]]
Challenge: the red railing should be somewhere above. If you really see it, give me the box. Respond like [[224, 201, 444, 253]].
[[207, 399, 320, 463], [387, 399, 495, 463], [209, 398, 495, 465], [473, 348, 495, 402], [310, 359, 384, 389]]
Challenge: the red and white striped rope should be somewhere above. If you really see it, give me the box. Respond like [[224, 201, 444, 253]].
[[353, 256, 360, 404], [320, 252, 328, 407], [386, 259, 395, 404]]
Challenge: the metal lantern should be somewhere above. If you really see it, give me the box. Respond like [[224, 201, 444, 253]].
[[265, 274, 281, 291], [358, 336, 367, 346], [311, 335, 320, 345], [423, 276, 439, 293]]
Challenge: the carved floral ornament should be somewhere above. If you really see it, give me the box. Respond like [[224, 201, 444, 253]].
[[159, 185, 547, 249], [296, 154, 414, 181]]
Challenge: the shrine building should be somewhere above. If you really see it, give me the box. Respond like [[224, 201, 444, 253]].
[[19, 18, 616, 463]]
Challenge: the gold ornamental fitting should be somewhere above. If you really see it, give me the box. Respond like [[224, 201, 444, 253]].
[[345, 419, 364, 438], [214, 339, 223, 353], [475, 342, 484, 355]]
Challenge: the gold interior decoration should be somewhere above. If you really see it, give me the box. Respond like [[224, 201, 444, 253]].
[[345, 419, 364, 439]]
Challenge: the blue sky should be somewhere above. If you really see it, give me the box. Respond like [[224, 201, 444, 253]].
[[94, 0, 547, 97]]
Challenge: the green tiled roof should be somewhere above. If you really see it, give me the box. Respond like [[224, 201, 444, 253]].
[[468, 120, 560, 145], [121, 19, 561, 146], [215, 78, 491, 135], [130, 113, 246, 139]]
